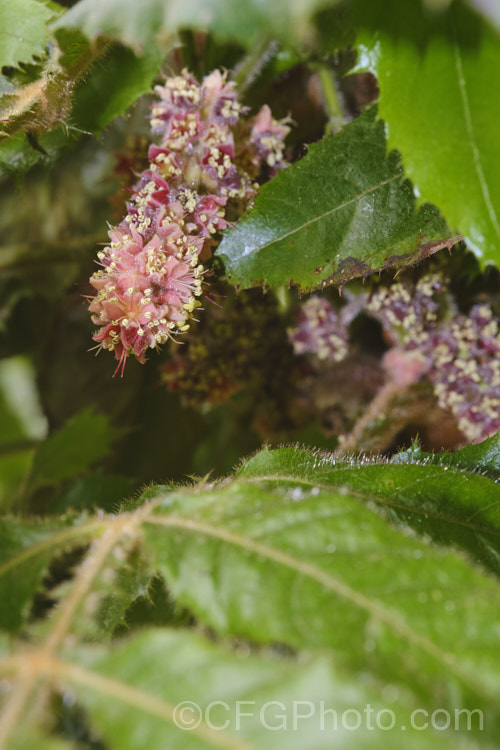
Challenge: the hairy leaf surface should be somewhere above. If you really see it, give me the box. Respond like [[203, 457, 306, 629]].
[[392, 432, 500, 479], [143, 475, 500, 727], [1, 442, 499, 745], [63, 630, 463, 750], [238, 442, 500, 576]]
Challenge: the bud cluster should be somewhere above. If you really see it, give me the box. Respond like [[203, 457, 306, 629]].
[[162, 286, 299, 435], [88, 69, 289, 374], [288, 277, 500, 443]]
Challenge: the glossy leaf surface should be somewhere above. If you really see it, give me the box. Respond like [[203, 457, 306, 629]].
[[217, 110, 451, 291], [354, 0, 500, 266]]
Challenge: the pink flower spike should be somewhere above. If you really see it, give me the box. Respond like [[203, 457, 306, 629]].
[[89, 68, 290, 372]]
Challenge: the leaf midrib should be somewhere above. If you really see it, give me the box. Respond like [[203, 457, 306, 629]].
[[145, 513, 498, 704], [58, 658, 257, 750], [225, 172, 401, 263], [452, 29, 500, 242]]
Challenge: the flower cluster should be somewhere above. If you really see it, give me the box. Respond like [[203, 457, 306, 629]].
[[366, 274, 445, 350], [365, 275, 444, 388], [88, 69, 290, 374], [289, 276, 500, 443], [429, 304, 500, 442], [287, 295, 349, 362]]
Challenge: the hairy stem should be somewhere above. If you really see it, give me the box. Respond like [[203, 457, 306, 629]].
[[339, 381, 403, 452], [232, 38, 279, 93], [316, 64, 345, 134]]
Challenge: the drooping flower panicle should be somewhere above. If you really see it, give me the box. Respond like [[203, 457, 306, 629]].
[[429, 304, 500, 442], [288, 276, 500, 443], [88, 69, 290, 373]]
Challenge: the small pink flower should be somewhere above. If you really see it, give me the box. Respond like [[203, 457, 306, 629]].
[[248, 104, 291, 173], [201, 69, 242, 123]]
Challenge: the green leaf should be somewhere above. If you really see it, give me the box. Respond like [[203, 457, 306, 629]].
[[238, 443, 500, 577], [9, 732, 73, 750], [0, 27, 156, 161], [392, 431, 500, 479], [71, 42, 166, 133], [55, 26, 97, 78], [0, 357, 46, 443], [118, 574, 190, 632], [353, 0, 500, 267], [216, 109, 451, 292], [2, 444, 500, 743], [0, 356, 47, 510], [141, 472, 500, 728], [0, 449, 32, 510], [0, 128, 72, 177], [0, 133, 44, 176], [51, 475, 135, 513], [62, 630, 462, 750], [54, 0, 342, 50], [28, 408, 120, 491], [0, 0, 55, 69], [92, 544, 154, 638], [0, 515, 96, 631], [52, 0, 166, 52]]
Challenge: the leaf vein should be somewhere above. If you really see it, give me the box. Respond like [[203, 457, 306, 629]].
[[227, 172, 401, 262], [453, 31, 500, 241], [145, 514, 494, 701]]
